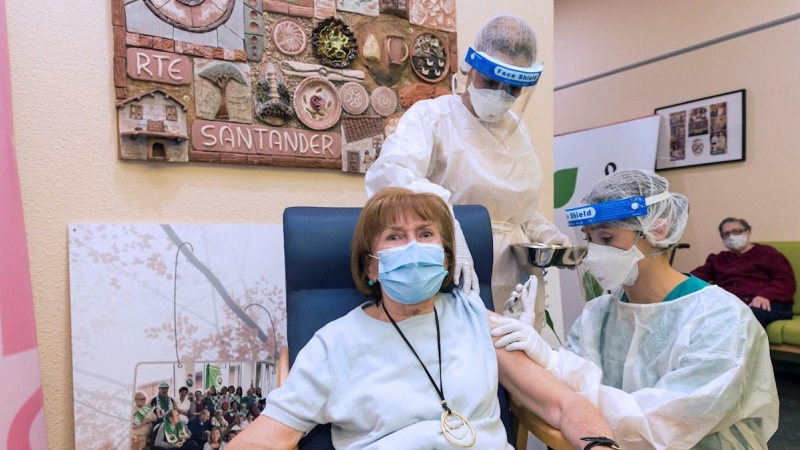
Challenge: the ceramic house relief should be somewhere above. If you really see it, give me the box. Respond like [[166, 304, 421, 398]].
[[111, 0, 456, 171], [341, 116, 383, 173], [117, 89, 189, 162]]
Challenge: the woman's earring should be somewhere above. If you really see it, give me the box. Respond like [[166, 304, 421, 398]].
[[368, 279, 375, 286]]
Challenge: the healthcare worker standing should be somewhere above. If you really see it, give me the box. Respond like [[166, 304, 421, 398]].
[[491, 169, 778, 449], [365, 14, 568, 322]]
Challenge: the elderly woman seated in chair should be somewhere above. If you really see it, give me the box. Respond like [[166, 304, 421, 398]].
[[229, 188, 613, 450]]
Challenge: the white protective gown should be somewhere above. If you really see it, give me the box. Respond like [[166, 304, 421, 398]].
[[550, 285, 778, 450], [365, 95, 562, 318]]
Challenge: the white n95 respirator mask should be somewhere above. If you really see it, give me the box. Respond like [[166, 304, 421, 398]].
[[724, 235, 748, 252], [581, 242, 645, 291], [467, 84, 516, 123]]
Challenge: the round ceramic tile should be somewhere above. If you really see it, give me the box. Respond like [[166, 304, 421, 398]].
[[312, 18, 358, 68], [339, 82, 370, 115], [144, 0, 235, 32], [293, 77, 342, 130], [371, 87, 398, 117], [410, 32, 449, 84], [272, 19, 307, 56]]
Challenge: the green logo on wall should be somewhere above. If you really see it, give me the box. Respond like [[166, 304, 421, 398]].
[[554, 167, 578, 209]]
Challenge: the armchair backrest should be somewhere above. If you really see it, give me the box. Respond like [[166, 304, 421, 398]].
[[760, 241, 800, 316], [282, 205, 510, 449]]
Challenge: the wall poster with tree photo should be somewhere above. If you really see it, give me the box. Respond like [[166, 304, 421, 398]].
[[654, 89, 745, 170], [69, 223, 285, 449]]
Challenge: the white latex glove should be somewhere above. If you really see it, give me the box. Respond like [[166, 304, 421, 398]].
[[502, 277, 537, 327], [524, 212, 570, 247], [545, 232, 571, 247], [502, 283, 525, 319], [490, 316, 558, 370], [453, 218, 479, 295]]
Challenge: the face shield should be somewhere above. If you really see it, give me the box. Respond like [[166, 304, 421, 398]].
[[565, 192, 672, 300], [453, 47, 542, 140]]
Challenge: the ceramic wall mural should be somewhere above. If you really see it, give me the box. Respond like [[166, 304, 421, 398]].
[[112, 0, 457, 172]]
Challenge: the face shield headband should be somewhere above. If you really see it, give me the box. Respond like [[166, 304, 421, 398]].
[[464, 47, 543, 87], [565, 192, 672, 228]]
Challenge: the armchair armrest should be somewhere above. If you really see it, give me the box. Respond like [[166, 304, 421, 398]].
[[510, 395, 573, 450]]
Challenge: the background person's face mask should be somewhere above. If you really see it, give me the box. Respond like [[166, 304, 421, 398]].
[[724, 234, 748, 251], [374, 241, 448, 304], [467, 84, 515, 122]]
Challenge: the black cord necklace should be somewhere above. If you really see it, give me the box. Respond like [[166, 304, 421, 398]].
[[380, 300, 476, 447]]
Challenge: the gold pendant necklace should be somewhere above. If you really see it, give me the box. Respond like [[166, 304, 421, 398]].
[[381, 301, 477, 447], [441, 409, 477, 447]]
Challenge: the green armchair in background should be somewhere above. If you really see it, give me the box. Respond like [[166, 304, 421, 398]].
[[761, 241, 800, 360]]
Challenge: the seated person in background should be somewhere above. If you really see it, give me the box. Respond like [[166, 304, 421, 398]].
[[226, 430, 238, 442], [214, 387, 230, 410], [131, 391, 157, 450], [224, 401, 238, 425], [229, 415, 248, 433], [176, 386, 192, 424], [255, 387, 266, 410], [149, 382, 177, 424], [201, 390, 216, 416], [493, 171, 778, 449], [239, 388, 256, 412], [692, 217, 796, 328], [154, 410, 198, 449], [203, 426, 226, 450], [211, 409, 229, 436], [234, 387, 244, 403], [228, 188, 615, 450], [188, 410, 214, 447], [189, 390, 204, 421]]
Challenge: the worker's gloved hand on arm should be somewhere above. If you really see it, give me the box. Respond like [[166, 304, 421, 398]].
[[453, 219, 480, 295], [490, 315, 558, 371]]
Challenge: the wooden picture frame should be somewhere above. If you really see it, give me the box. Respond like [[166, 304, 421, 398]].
[[654, 89, 745, 171]]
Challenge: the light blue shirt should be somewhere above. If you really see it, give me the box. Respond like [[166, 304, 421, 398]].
[[264, 290, 512, 449]]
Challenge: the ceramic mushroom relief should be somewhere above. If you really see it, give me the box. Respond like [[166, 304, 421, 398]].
[[293, 76, 342, 130]]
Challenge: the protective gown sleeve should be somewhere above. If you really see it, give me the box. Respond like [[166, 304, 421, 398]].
[[550, 300, 777, 449], [364, 102, 452, 202]]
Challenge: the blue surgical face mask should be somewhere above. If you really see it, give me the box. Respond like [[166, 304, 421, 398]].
[[372, 241, 448, 304]]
